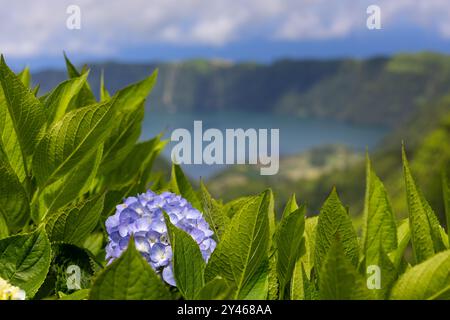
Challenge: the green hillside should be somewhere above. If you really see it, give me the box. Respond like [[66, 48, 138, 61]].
[[34, 52, 450, 126], [208, 95, 450, 227]]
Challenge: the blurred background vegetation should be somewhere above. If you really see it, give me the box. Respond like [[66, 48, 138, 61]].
[[32, 52, 450, 229]]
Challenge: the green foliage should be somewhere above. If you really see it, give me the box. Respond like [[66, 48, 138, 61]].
[[89, 239, 172, 300], [315, 188, 359, 275], [205, 191, 271, 299], [0, 228, 51, 298], [319, 237, 371, 300], [0, 55, 449, 300], [276, 205, 305, 298], [390, 250, 450, 300], [402, 147, 446, 263], [164, 212, 206, 300]]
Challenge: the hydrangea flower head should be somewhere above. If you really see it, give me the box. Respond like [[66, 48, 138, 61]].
[[105, 190, 216, 286], [0, 277, 25, 300]]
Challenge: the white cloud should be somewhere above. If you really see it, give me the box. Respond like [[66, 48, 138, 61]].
[[1, 0, 450, 57]]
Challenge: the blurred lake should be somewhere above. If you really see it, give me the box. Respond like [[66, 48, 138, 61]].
[[141, 111, 388, 179]]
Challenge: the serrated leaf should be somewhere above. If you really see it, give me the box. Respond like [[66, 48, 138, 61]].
[[100, 71, 157, 174], [389, 218, 410, 270], [238, 258, 269, 299], [63, 53, 96, 108], [44, 72, 89, 124], [361, 155, 397, 267], [38, 146, 103, 220], [402, 147, 446, 263], [89, 238, 171, 300], [205, 190, 270, 299], [281, 194, 298, 218], [290, 261, 312, 300], [223, 196, 254, 218], [0, 147, 29, 231], [266, 253, 278, 300], [170, 164, 202, 210], [319, 237, 372, 300], [0, 56, 45, 180], [302, 216, 318, 276], [45, 194, 105, 246], [315, 188, 359, 276], [195, 277, 233, 300], [0, 228, 51, 298], [33, 98, 118, 188], [103, 136, 166, 189], [390, 250, 450, 300], [17, 66, 31, 88], [100, 106, 144, 174], [276, 205, 305, 298], [163, 212, 205, 300], [199, 181, 229, 241]]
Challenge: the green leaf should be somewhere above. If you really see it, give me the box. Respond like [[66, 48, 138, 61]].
[[99, 70, 110, 101], [45, 194, 105, 246], [100, 71, 157, 174], [0, 228, 51, 298], [100, 106, 144, 174], [238, 258, 269, 299], [103, 136, 166, 189], [290, 217, 320, 300], [281, 193, 298, 218], [302, 216, 318, 276], [163, 212, 206, 300], [389, 218, 411, 270], [89, 238, 171, 300], [390, 250, 450, 300], [83, 232, 104, 257], [0, 213, 8, 239], [402, 147, 446, 263], [266, 253, 279, 300], [290, 261, 313, 300], [170, 164, 202, 210], [315, 188, 359, 275], [195, 277, 233, 300], [205, 190, 271, 299], [38, 146, 103, 220], [443, 170, 450, 237], [44, 72, 89, 124], [0, 56, 45, 180], [276, 205, 305, 298], [0, 147, 30, 231], [17, 66, 31, 88], [361, 155, 397, 267], [223, 196, 254, 218], [33, 97, 118, 188], [59, 289, 90, 300], [45, 243, 96, 296], [63, 53, 96, 107], [319, 237, 372, 300], [199, 181, 229, 241]]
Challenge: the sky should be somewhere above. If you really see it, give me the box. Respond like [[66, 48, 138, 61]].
[[2, 0, 450, 70]]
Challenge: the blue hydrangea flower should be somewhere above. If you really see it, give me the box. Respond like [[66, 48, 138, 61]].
[[105, 190, 217, 286]]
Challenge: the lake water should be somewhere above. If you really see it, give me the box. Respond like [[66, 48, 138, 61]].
[[141, 111, 388, 179]]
